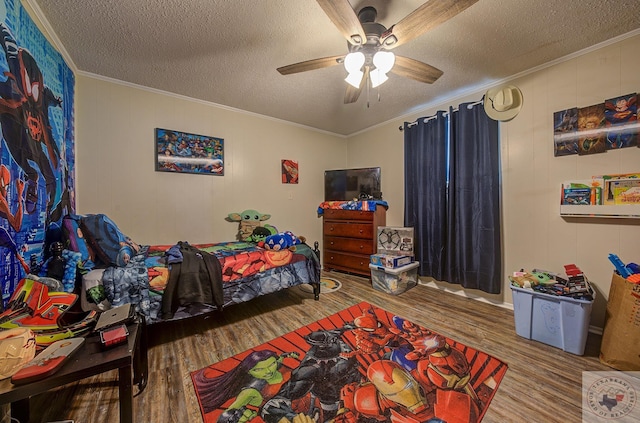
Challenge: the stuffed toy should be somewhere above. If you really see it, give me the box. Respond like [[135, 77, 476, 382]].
[[263, 231, 304, 251], [249, 224, 278, 243], [226, 209, 271, 241]]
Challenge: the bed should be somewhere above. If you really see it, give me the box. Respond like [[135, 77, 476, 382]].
[[60, 214, 322, 325]]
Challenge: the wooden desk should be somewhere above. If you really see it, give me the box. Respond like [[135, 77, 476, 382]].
[[0, 320, 146, 423]]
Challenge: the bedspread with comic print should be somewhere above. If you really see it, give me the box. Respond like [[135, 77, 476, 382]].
[[141, 241, 320, 323]]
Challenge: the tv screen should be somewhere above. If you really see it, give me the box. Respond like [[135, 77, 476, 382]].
[[324, 167, 381, 201]]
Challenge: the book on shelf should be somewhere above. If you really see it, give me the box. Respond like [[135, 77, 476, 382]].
[[562, 188, 593, 205], [561, 180, 602, 205]]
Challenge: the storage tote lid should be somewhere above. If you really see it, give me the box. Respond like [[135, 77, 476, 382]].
[[369, 261, 419, 275]]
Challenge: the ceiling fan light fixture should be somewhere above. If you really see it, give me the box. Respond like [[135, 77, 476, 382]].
[[373, 51, 395, 73], [345, 71, 364, 88], [370, 69, 388, 88], [344, 51, 365, 73]]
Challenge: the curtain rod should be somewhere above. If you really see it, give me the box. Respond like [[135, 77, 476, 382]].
[[398, 98, 484, 131]]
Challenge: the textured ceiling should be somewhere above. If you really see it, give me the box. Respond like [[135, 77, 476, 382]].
[[31, 0, 640, 136]]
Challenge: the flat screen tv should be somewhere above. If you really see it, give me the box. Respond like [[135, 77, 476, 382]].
[[324, 167, 381, 201]]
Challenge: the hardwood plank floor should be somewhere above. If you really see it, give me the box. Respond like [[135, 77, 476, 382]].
[[22, 271, 616, 423]]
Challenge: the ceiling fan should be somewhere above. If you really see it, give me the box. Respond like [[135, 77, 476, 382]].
[[277, 0, 479, 104]]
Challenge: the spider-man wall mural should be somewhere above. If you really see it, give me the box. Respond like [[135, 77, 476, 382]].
[[0, 1, 75, 307]]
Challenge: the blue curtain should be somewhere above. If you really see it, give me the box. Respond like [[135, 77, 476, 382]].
[[403, 111, 448, 281], [404, 102, 501, 294]]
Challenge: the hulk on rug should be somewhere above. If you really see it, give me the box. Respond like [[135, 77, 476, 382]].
[[192, 302, 508, 423]]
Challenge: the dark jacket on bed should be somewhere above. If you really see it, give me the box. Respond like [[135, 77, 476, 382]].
[[161, 242, 223, 319]]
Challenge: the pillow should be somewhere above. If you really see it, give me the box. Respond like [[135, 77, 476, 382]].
[[80, 214, 140, 267], [62, 215, 96, 272]]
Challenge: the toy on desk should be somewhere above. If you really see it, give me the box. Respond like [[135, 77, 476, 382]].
[[11, 337, 84, 385]]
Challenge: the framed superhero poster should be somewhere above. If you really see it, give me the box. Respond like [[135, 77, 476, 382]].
[[155, 128, 224, 175]]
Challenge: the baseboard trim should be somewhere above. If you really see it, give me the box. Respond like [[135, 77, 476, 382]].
[[417, 280, 604, 335]]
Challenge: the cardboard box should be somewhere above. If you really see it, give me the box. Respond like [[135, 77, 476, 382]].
[[370, 262, 419, 295], [370, 254, 413, 269], [376, 227, 414, 256], [600, 273, 640, 370], [510, 285, 594, 355]]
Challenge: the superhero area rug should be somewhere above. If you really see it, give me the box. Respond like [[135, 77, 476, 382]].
[[191, 302, 508, 423]]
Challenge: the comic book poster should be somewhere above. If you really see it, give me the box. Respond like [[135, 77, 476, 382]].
[[281, 159, 298, 184], [155, 128, 224, 175], [0, 1, 75, 306], [553, 107, 579, 156], [577, 104, 607, 155], [604, 93, 638, 149]]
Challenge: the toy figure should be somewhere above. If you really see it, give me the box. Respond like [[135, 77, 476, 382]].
[[263, 231, 303, 251], [226, 209, 272, 241], [249, 225, 277, 243]]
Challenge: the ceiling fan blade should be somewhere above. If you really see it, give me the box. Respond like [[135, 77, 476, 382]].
[[344, 66, 369, 104], [316, 0, 366, 45], [277, 55, 344, 75], [391, 56, 443, 84], [344, 84, 361, 104], [380, 0, 479, 49]]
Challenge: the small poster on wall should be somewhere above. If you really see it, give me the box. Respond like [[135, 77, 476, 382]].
[[553, 107, 579, 156], [155, 128, 224, 175], [281, 159, 299, 184], [577, 104, 607, 155], [604, 93, 638, 149]]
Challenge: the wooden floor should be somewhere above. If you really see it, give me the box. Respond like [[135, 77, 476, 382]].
[[23, 271, 614, 423]]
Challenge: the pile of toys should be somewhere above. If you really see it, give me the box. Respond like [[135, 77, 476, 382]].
[[509, 264, 594, 300], [608, 253, 640, 283]]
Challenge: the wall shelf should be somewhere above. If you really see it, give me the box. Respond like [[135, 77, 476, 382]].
[[560, 204, 640, 218]]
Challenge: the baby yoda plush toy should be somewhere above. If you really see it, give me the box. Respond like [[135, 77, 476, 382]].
[[226, 209, 271, 241]]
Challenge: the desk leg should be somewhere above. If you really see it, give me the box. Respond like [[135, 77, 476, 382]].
[[11, 398, 29, 423], [119, 364, 133, 423]]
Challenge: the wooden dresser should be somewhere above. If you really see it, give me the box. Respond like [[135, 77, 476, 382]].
[[322, 207, 386, 277]]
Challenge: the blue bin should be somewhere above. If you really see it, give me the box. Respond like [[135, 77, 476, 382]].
[[510, 285, 594, 355]]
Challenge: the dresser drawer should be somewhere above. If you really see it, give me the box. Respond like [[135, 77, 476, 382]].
[[323, 222, 373, 239], [324, 236, 375, 255], [324, 251, 371, 274], [323, 209, 373, 221]]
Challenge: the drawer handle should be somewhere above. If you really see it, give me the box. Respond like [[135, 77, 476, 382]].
[[359, 229, 363, 234], [330, 241, 334, 245], [329, 227, 334, 231], [330, 256, 334, 260], [359, 245, 363, 249]]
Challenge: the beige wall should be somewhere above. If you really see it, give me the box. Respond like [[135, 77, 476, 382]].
[[75, 76, 346, 246], [347, 34, 640, 329], [75, 31, 640, 330]]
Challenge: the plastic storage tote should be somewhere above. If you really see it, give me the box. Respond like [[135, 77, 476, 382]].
[[369, 262, 419, 295], [510, 285, 594, 355]]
